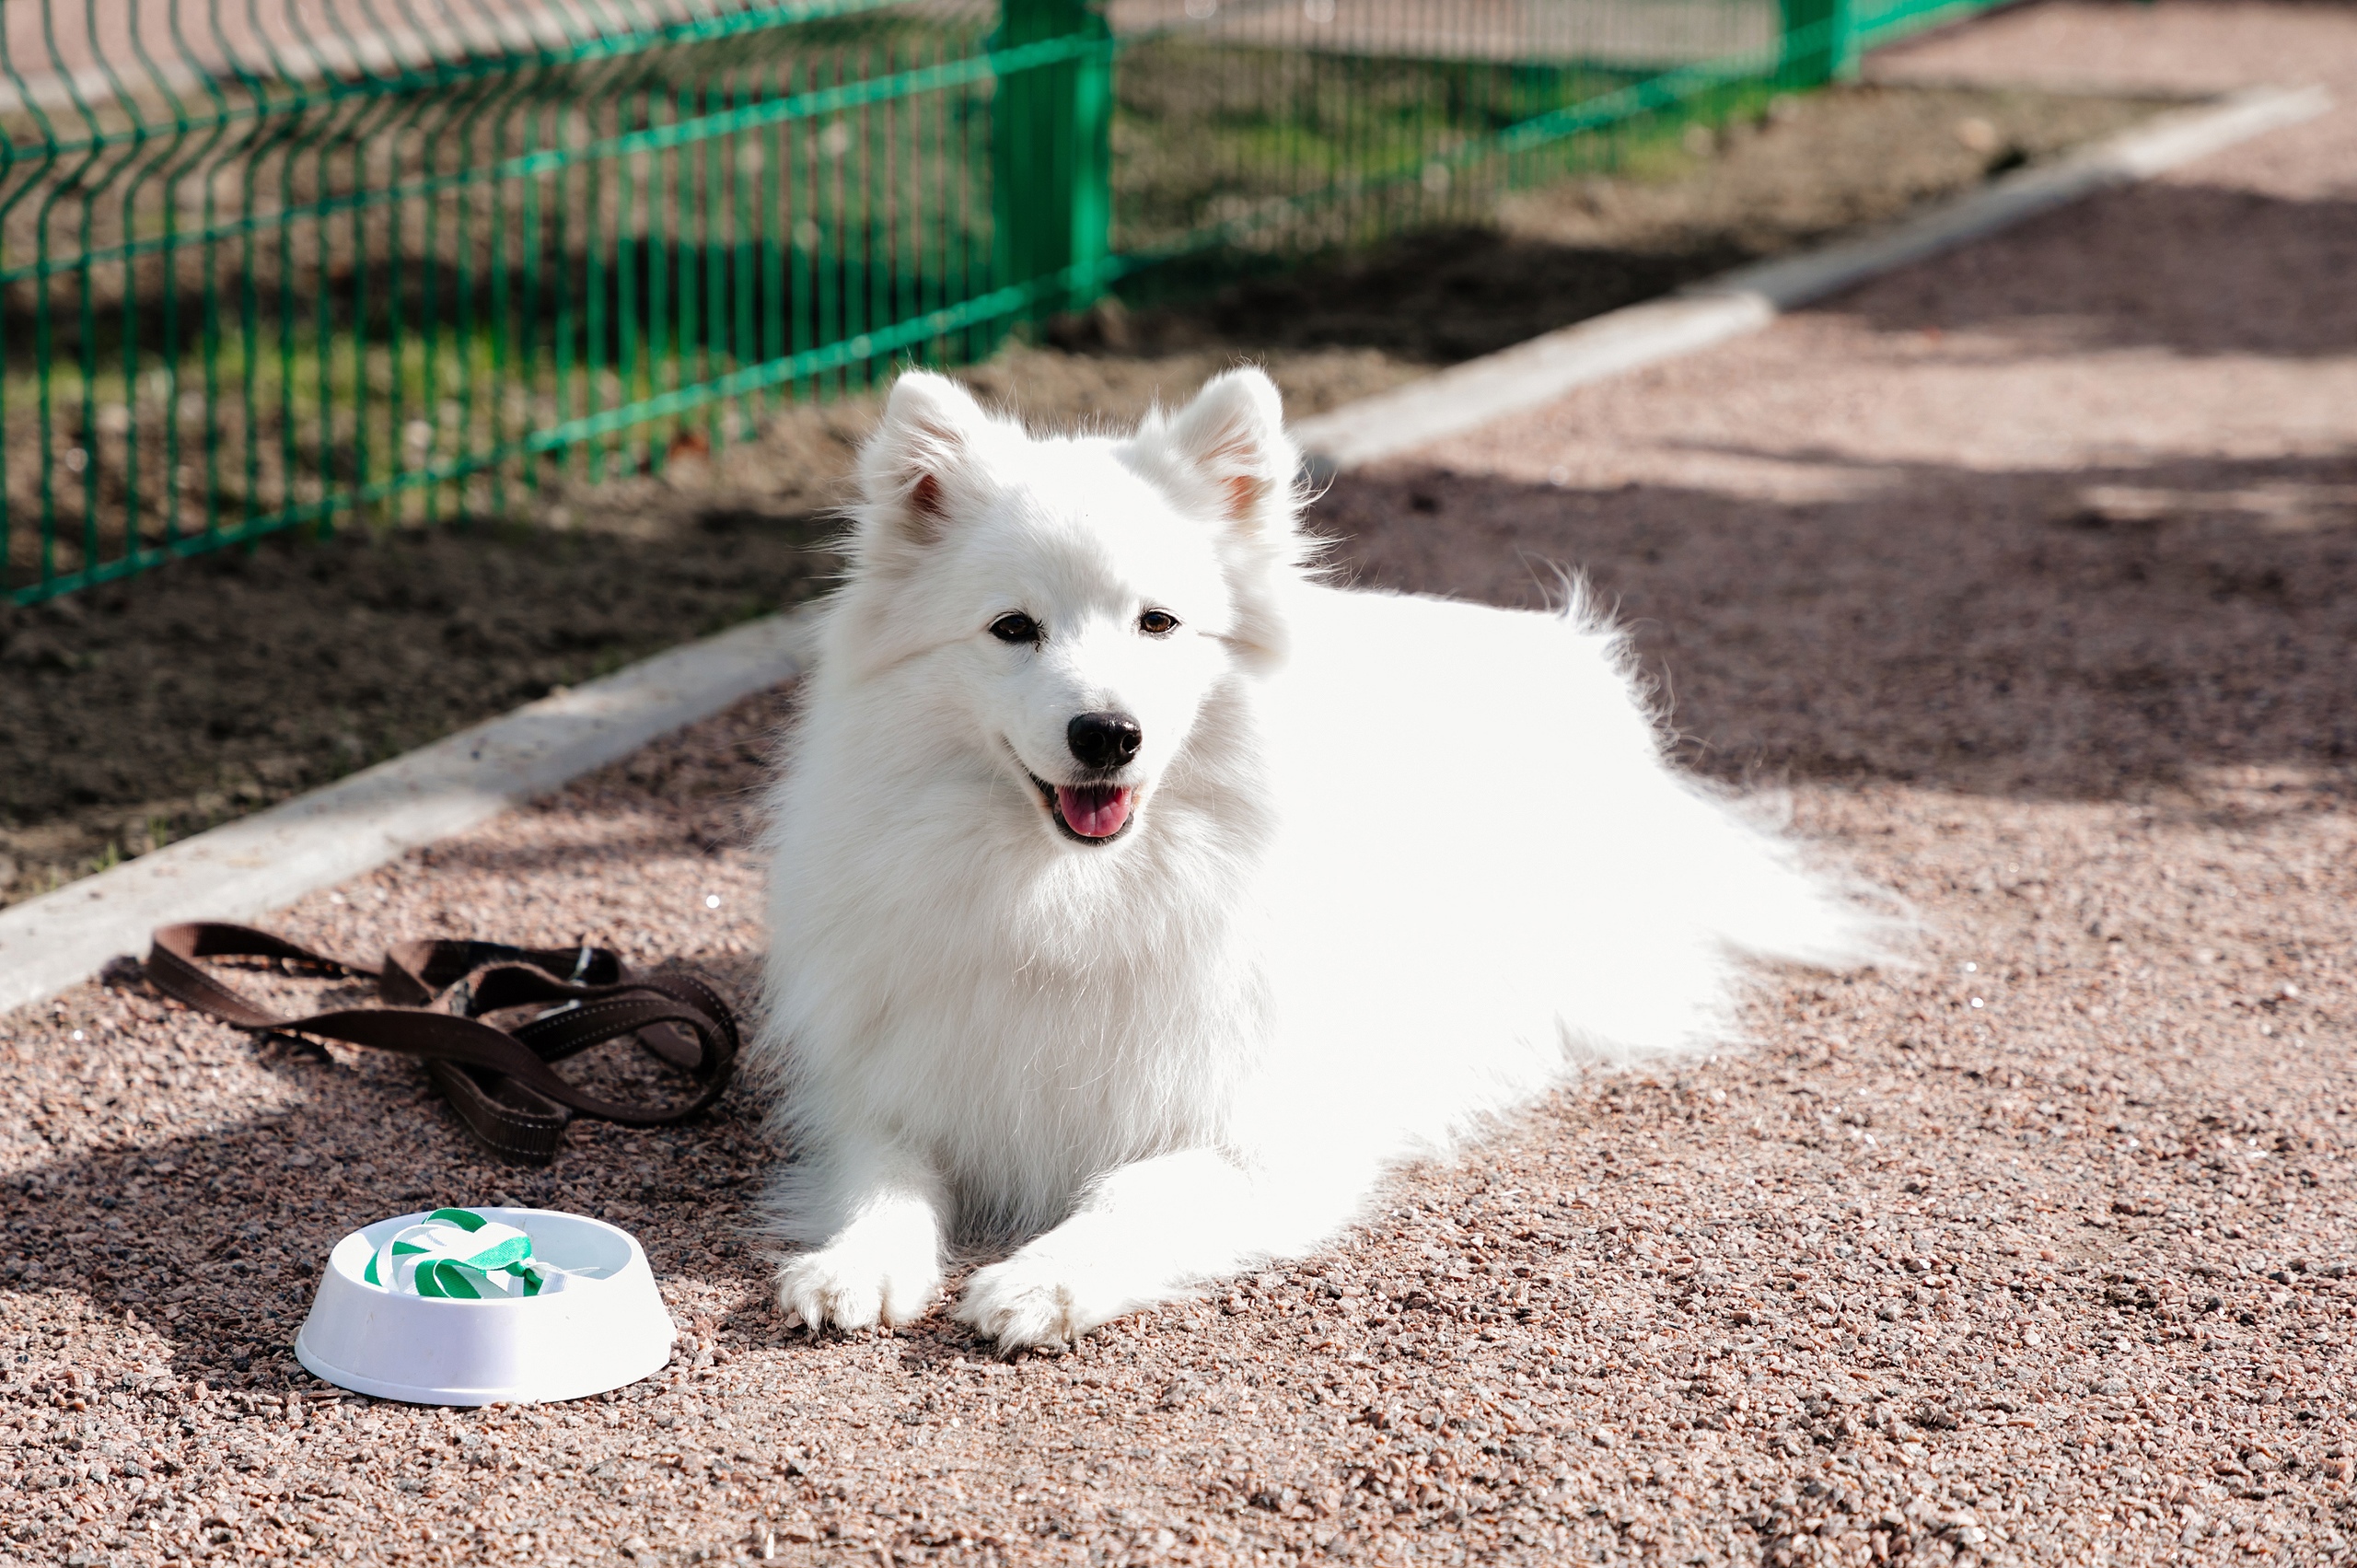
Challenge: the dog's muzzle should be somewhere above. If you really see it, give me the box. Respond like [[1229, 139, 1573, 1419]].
[[1024, 712, 1141, 842]]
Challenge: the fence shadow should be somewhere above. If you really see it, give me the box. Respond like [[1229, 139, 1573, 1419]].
[[1105, 225, 1758, 366], [1311, 443, 2357, 805], [1096, 179, 2357, 367], [1835, 180, 2357, 360]]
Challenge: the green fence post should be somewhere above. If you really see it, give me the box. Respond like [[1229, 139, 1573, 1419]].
[[1779, 0, 1860, 86], [992, 0, 1112, 323]]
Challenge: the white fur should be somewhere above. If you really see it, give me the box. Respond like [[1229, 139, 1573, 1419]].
[[757, 367, 1882, 1348]]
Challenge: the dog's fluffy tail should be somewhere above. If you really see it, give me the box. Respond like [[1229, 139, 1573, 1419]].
[[1691, 784, 1910, 977]]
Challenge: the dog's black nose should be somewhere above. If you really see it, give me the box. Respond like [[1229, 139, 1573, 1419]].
[[1067, 711, 1143, 771]]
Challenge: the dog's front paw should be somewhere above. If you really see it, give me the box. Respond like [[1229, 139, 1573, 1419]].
[[953, 1254, 1132, 1350], [774, 1237, 942, 1332]]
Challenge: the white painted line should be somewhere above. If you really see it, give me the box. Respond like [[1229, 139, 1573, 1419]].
[[0, 610, 812, 1016], [1292, 84, 2329, 472], [1293, 293, 1774, 472]]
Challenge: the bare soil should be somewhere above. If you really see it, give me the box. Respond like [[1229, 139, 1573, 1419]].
[[0, 79, 2164, 907]]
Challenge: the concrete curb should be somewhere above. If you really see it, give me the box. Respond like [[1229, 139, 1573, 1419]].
[[3, 83, 2328, 1016], [1290, 84, 2330, 472], [0, 611, 814, 1016]]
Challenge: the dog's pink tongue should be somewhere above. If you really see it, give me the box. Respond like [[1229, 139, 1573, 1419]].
[[1057, 784, 1133, 839]]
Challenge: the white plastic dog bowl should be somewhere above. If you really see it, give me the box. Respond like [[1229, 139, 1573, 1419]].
[[294, 1208, 673, 1405]]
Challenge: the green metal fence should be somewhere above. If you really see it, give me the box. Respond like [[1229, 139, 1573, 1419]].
[[4, 0, 2002, 603]]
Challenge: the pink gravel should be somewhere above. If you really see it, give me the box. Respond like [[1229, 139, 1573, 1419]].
[[6, 4, 2357, 1565]]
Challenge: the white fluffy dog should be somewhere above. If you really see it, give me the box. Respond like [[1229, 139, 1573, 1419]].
[[758, 366, 1876, 1350]]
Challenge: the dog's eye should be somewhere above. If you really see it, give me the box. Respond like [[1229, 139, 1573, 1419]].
[[989, 612, 1040, 645], [1137, 609, 1179, 637]]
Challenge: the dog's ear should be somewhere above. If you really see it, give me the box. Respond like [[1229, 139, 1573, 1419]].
[[1160, 367, 1299, 540], [855, 371, 991, 558], [1137, 367, 1304, 664]]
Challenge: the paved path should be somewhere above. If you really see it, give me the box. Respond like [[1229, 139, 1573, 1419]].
[[2, 6, 2353, 1566]]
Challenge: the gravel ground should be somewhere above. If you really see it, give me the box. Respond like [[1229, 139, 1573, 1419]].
[[6, 4, 2357, 1565]]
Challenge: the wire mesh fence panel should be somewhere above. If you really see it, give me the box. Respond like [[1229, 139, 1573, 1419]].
[[3, 0, 1004, 599], [5, 0, 2004, 602], [1103, 0, 1858, 277]]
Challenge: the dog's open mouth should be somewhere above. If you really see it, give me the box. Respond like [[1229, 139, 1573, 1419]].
[[1028, 773, 1135, 842]]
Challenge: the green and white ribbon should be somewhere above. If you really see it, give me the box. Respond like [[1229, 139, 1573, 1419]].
[[362, 1208, 589, 1299]]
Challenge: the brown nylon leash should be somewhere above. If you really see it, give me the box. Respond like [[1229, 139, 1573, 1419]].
[[144, 923, 739, 1164]]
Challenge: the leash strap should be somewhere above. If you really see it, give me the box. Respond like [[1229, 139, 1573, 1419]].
[[144, 923, 738, 1164]]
